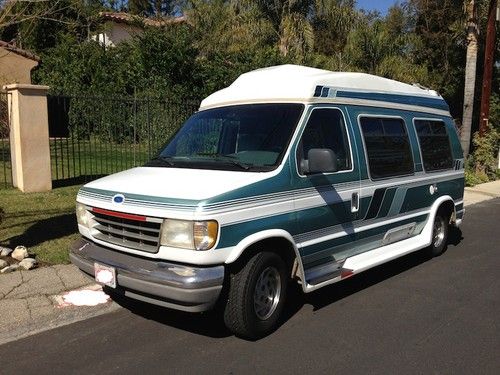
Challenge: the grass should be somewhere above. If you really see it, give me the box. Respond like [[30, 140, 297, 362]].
[[0, 185, 81, 265], [1, 138, 157, 188], [0, 138, 162, 264]]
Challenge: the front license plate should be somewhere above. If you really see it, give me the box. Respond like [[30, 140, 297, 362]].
[[94, 262, 116, 288]]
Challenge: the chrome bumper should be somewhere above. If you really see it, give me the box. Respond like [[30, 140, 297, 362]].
[[70, 238, 224, 312]]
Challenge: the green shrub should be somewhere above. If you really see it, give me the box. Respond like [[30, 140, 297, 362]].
[[466, 123, 500, 186]]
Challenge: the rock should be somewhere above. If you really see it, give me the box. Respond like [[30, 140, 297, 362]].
[[11, 246, 29, 261], [0, 259, 8, 269], [19, 258, 37, 270], [0, 246, 13, 257], [1, 264, 20, 274]]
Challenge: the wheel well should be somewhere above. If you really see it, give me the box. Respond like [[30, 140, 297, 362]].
[[227, 237, 297, 277], [438, 200, 455, 223]]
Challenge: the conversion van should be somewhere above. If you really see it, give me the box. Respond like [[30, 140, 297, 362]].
[[71, 65, 465, 339]]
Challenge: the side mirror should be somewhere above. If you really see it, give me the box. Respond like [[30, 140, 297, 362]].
[[306, 148, 338, 174]]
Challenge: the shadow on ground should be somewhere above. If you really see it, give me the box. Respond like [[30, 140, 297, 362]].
[[104, 228, 463, 340], [6, 213, 77, 248], [105, 288, 232, 339]]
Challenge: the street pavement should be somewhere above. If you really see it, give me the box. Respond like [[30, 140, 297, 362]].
[[0, 194, 499, 374]]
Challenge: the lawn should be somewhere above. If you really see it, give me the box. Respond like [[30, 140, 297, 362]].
[[1, 138, 157, 188], [0, 185, 81, 265], [0, 139, 160, 264]]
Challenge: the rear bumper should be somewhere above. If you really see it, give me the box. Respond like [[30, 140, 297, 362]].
[[70, 238, 224, 312]]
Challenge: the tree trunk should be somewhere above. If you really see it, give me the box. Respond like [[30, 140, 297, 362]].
[[461, 0, 478, 158]]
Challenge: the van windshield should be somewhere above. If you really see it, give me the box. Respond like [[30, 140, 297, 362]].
[[147, 103, 304, 172]]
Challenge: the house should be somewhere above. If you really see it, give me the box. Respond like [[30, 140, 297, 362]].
[[0, 40, 40, 87], [92, 12, 186, 48]]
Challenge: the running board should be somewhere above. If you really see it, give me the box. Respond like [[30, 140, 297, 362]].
[[303, 232, 430, 292], [304, 260, 344, 286]]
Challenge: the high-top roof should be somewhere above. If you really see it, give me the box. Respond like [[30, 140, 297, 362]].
[[200, 65, 447, 112]]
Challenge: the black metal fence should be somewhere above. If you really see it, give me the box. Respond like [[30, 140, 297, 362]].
[[47, 95, 200, 187], [0, 92, 12, 188]]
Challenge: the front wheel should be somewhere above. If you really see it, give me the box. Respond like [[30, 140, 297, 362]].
[[223, 251, 288, 340]]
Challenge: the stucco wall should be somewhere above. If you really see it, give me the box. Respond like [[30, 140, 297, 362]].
[[0, 48, 38, 87], [92, 23, 142, 48]]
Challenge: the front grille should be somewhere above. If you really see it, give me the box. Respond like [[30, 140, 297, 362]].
[[90, 210, 162, 253]]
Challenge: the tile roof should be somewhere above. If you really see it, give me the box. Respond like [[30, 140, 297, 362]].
[[99, 12, 186, 27], [0, 40, 40, 62]]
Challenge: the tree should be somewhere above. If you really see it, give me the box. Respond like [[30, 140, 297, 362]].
[[312, 0, 358, 56], [461, 0, 479, 157]]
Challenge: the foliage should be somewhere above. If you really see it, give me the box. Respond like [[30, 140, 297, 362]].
[[465, 123, 500, 185], [1, 0, 499, 162]]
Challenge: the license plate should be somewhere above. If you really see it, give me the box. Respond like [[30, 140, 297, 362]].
[[94, 262, 116, 288]]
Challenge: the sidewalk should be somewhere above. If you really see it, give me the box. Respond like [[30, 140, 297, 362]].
[[1, 180, 499, 346], [464, 179, 500, 206], [0, 265, 119, 345]]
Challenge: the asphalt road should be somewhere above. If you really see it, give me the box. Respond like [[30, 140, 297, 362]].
[[2, 199, 499, 375]]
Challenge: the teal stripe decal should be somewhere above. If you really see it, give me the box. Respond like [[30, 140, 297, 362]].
[[377, 188, 397, 218]]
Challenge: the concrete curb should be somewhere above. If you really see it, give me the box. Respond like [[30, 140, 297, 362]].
[[0, 264, 120, 345], [1, 180, 499, 345], [464, 180, 500, 206]]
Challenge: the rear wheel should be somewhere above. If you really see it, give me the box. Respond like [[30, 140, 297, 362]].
[[427, 208, 450, 257], [223, 251, 288, 340]]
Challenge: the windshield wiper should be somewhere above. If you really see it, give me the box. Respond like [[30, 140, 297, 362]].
[[195, 153, 251, 170], [146, 156, 175, 167]]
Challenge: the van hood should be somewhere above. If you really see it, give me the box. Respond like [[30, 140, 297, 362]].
[[83, 167, 273, 201]]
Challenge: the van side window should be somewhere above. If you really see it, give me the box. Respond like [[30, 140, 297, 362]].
[[297, 108, 351, 173], [414, 119, 453, 171], [360, 117, 413, 179]]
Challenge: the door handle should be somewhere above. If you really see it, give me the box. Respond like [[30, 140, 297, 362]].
[[351, 192, 359, 213]]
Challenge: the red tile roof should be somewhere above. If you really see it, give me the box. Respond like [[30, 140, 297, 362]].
[[0, 40, 40, 62], [99, 12, 186, 27]]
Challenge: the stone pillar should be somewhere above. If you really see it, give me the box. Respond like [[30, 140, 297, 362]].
[[3, 84, 51, 192]]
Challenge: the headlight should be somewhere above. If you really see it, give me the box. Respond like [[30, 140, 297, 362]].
[[160, 219, 218, 251], [76, 202, 90, 227]]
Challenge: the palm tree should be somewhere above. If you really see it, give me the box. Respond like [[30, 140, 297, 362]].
[[231, 0, 314, 61], [461, 0, 478, 158]]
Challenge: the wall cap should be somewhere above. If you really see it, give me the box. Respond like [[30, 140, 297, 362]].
[[2, 83, 50, 92]]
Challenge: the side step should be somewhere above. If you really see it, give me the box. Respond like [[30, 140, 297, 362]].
[[303, 231, 430, 292], [304, 260, 344, 286]]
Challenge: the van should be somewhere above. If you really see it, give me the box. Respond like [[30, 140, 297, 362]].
[[70, 65, 465, 339]]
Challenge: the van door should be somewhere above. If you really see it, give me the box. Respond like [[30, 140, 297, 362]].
[[292, 105, 361, 276]]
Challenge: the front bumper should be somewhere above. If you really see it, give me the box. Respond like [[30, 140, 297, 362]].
[[70, 238, 224, 312]]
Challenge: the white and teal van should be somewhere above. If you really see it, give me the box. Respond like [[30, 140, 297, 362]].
[[71, 65, 465, 339]]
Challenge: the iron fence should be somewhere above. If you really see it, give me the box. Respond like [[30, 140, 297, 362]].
[[1, 92, 12, 188], [48, 95, 200, 187]]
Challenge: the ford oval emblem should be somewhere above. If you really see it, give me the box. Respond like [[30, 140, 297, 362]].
[[112, 194, 125, 205]]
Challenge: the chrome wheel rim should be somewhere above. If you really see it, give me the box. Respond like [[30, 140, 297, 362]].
[[433, 216, 446, 248], [253, 267, 281, 320]]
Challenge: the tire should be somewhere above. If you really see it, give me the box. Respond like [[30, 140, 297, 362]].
[[223, 251, 288, 340], [427, 208, 450, 257]]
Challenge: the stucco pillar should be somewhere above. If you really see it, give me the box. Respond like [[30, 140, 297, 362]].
[[3, 84, 52, 192]]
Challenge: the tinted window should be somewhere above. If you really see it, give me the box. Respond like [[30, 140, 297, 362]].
[[297, 108, 352, 172], [360, 117, 414, 179], [415, 119, 453, 171]]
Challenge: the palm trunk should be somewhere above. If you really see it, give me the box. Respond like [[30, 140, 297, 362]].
[[461, 0, 478, 158]]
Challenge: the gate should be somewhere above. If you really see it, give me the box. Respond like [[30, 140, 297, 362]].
[[0, 91, 12, 188], [47, 94, 199, 187]]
